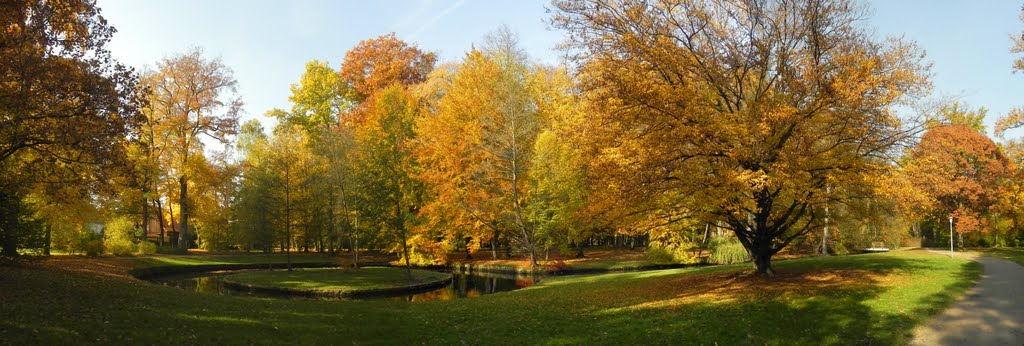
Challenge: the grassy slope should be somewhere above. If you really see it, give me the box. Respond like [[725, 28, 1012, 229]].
[[0, 250, 979, 345], [223, 267, 450, 291]]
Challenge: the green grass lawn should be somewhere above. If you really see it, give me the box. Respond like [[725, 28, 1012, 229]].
[[981, 247, 1024, 266], [0, 250, 979, 345], [222, 267, 450, 293]]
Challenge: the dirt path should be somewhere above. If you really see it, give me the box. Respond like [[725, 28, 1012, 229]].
[[909, 253, 1024, 345]]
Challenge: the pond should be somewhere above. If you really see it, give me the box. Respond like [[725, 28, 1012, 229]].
[[148, 268, 541, 302]]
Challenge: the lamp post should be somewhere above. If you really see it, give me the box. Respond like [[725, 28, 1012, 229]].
[[948, 216, 954, 258]]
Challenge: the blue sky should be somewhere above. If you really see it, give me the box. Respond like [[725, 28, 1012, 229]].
[[98, 0, 1023, 139]]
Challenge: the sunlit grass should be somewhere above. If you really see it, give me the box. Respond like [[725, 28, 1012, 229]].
[[0, 249, 979, 344]]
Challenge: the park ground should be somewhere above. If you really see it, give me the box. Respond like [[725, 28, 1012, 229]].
[[0, 248, 1003, 345]]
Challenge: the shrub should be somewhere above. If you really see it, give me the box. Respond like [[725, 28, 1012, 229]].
[[708, 237, 750, 265], [136, 241, 157, 256], [646, 239, 700, 265], [104, 216, 137, 256], [83, 239, 104, 257], [646, 246, 675, 264]]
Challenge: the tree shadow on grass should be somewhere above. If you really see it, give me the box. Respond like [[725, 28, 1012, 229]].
[[0, 252, 982, 345]]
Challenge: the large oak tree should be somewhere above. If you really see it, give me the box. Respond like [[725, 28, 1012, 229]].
[[552, 0, 930, 274], [142, 48, 240, 249]]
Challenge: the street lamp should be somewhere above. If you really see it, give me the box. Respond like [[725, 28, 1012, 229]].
[[948, 216, 954, 258]]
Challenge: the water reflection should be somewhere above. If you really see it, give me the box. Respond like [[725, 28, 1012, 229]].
[[151, 270, 257, 296], [392, 272, 541, 302], [150, 269, 541, 302]]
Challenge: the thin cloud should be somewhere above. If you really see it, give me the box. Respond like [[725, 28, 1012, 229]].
[[409, 0, 467, 40]]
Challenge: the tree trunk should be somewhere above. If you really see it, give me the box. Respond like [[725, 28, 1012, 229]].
[[156, 197, 166, 247], [265, 244, 273, 270], [575, 242, 585, 258], [285, 220, 292, 271], [401, 228, 412, 282], [509, 158, 537, 269], [2, 239, 16, 258], [285, 163, 292, 271], [751, 247, 775, 275], [141, 196, 149, 242], [696, 224, 710, 260], [286, 235, 292, 271], [353, 235, 360, 269], [736, 224, 777, 276], [352, 215, 360, 269], [44, 224, 51, 255], [177, 175, 188, 249], [168, 201, 177, 247], [328, 193, 336, 255], [398, 211, 412, 282], [821, 223, 829, 256], [490, 229, 499, 260]]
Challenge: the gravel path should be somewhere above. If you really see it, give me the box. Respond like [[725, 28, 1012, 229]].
[[909, 254, 1024, 345]]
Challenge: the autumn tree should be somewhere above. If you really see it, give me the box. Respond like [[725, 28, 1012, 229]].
[[143, 48, 241, 249], [310, 128, 358, 255], [990, 6, 1024, 245], [286, 60, 350, 134], [905, 124, 1008, 246], [552, 0, 930, 274], [351, 85, 422, 279], [996, 140, 1024, 245], [525, 65, 604, 258], [334, 34, 435, 269], [414, 60, 496, 258], [528, 130, 588, 257], [415, 28, 549, 266], [132, 91, 175, 245], [285, 60, 358, 255], [996, 6, 1024, 134], [0, 0, 142, 257], [340, 33, 437, 105], [190, 151, 239, 250], [234, 120, 276, 254], [266, 123, 318, 270]]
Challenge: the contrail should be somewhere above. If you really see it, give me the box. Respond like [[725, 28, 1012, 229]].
[[409, 0, 467, 40]]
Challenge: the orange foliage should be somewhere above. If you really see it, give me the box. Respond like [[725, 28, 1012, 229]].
[[552, 0, 930, 273], [907, 125, 1008, 233], [340, 33, 436, 103]]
